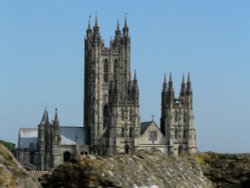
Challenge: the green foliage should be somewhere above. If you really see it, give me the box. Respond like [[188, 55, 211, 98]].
[[0, 140, 15, 153]]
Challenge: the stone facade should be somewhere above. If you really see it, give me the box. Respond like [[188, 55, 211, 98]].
[[16, 17, 197, 171], [160, 73, 197, 155], [16, 109, 90, 171], [84, 17, 140, 155]]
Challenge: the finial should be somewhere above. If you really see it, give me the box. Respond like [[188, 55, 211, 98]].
[[94, 12, 98, 27], [88, 15, 91, 29], [124, 12, 128, 28], [182, 73, 185, 83], [187, 72, 191, 82], [116, 19, 120, 30], [162, 73, 168, 92], [169, 72, 172, 82], [53, 107, 59, 126], [134, 70, 137, 80]]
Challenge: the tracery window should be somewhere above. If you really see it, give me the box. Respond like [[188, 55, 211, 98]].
[[103, 105, 108, 128], [148, 131, 157, 142], [114, 59, 118, 80], [103, 59, 108, 82], [30, 151, 35, 164], [129, 128, 133, 138]]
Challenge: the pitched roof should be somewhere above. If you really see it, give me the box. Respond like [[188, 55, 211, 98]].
[[17, 126, 90, 149], [140, 121, 152, 135], [60, 127, 89, 145], [18, 128, 38, 149]]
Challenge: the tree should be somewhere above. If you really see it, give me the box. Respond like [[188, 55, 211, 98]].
[[0, 140, 15, 154]]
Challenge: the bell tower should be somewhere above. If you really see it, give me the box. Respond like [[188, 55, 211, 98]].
[[84, 16, 140, 154]]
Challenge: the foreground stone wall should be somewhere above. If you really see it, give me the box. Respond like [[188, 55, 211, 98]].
[[40, 149, 214, 188], [3, 143, 250, 188], [194, 152, 250, 188]]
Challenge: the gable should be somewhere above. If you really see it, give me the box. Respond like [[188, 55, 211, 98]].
[[140, 121, 165, 144]]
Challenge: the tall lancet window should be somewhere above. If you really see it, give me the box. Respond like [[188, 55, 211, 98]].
[[103, 105, 108, 128], [103, 59, 108, 82], [114, 59, 118, 80]]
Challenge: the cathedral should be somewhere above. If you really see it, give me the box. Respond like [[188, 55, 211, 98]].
[[16, 17, 197, 171]]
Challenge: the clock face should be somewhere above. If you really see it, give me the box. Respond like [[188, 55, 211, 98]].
[[148, 131, 157, 141]]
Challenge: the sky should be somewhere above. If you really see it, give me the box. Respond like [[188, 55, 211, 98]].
[[1, 0, 250, 153]]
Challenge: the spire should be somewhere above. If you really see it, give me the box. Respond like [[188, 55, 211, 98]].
[[133, 70, 138, 90], [186, 73, 193, 108], [162, 73, 167, 93], [187, 72, 191, 83], [88, 15, 91, 30], [169, 72, 172, 82], [181, 73, 185, 90], [40, 107, 50, 126], [180, 73, 186, 99], [124, 13, 128, 28], [94, 15, 98, 27], [168, 72, 174, 91], [134, 70, 137, 81], [132, 70, 139, 102], [123, 13, 129, 36], [115, 19, 121, 41], [186, 72, 192, 94], [53, 108, 59, 127], [116, 19, 120, 31], [167, 72, 175, 106], [86, 15, 92, 39], [93, 14, 101, 41]]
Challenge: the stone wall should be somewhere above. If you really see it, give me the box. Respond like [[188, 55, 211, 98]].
[[194, 152, 250, 188], [40, 149, 214, 188]]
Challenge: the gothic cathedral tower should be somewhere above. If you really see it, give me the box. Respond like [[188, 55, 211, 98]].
[[84, 17, 140, 154], [160, 73, 197, 155]]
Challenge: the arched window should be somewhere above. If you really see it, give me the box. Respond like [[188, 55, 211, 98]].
[[129, 128, 133, 138], [121, 128, 124, 137], [103, 105, 108, 129], [30, 151, 35, 164], [114, 59, 118, 80], [103, 59, 108, 82], [125, 145, 129, 154], [63, 151, 71, 162], [80, 151, 88, 155], [178, 145, 183, 155]]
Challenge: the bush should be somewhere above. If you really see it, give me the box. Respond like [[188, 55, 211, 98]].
[[0, 140, 15, 154]]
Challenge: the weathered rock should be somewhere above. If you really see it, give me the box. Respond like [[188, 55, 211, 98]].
[[194, 152, 250, 188], [40, 149, 214, 188], [0, 143, 41, 188]]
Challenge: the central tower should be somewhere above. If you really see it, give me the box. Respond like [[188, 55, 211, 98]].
[[84, 17, 140, 154]]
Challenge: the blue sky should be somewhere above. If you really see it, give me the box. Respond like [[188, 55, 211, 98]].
[[1, 0, 250, 152]]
